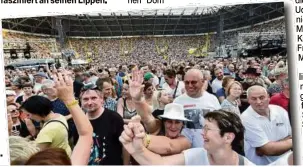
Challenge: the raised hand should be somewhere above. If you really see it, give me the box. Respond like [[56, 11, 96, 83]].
[[129, 67, 145, 101], [52, 68, 75, 103], [132, 122, 146, 149], [119, 123, 136, 154], [120, 116, 146, 155]]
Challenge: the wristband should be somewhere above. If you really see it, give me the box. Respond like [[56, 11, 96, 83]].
[[144, 134, 151, 148], [66, 100, 79, 109]]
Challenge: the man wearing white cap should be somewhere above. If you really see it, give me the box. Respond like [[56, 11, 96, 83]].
[[33, 72, 48, 94], [6, 90, 16, 104]]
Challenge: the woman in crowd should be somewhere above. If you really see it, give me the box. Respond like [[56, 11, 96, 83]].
[[16, 83, 35, 105], [143, 82, 155, 109], [7, 103, 36, 138], [120, 110, 254, 165], [216, 76, 235, 103], [152, 90, 173, 118], [221, 81, 243, 116], [125, 68, 191, 155]]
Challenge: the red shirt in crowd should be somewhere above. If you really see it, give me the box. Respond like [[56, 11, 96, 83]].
[[269, 92, 289, 112]]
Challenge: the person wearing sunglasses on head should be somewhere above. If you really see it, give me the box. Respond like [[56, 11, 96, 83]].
[[120, 110, 254, 165], [73, 80, 126, 165]]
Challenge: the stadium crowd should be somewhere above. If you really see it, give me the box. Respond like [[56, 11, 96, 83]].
[[2, 15, 293, 166], [5, 52, 293, 165], [3, 17, 285, 65]]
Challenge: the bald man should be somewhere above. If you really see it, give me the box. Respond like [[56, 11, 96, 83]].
[[211, 68, 224, 93], [173, 69, 221, 148], [241, 85, 292, 165]]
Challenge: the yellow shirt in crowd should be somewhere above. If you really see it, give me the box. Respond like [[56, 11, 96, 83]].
[[35, 115, 72, 156]]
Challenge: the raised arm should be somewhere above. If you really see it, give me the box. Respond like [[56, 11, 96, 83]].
[[119, 121, 185, 165], [53, 70, 93, 165], [146, 135, 191, 155], [129, 68, 161, 133]]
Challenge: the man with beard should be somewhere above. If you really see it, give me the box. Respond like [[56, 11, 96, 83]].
[[73, 87, 124, 165], [242, 68, 265, 89], [240, 68, 265, 112]]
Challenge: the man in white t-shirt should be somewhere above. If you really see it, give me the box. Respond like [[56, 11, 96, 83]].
[[211, 68, 224, 94], [174, 69, 221, 148], [162, 69, 185, 99], [241, 85, 292, 165]]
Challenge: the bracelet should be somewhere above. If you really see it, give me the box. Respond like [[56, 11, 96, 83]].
[[144, 134, 151, 148], [66, 100, 79, 109]]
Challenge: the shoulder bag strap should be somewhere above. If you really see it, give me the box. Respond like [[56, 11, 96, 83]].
[[173, 81, 179, 99], [44, 120, 69, 132]]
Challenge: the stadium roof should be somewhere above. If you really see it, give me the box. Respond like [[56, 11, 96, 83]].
[[2, 2, 284, 37]]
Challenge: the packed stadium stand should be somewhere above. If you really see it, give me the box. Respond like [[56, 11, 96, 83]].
[[2, 2, 286, 65]]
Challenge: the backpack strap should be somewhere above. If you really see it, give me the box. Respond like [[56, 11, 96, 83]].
[[238, 154, 245, 166], [173, 81, 179, 99], [43, 120, 69, 132]]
